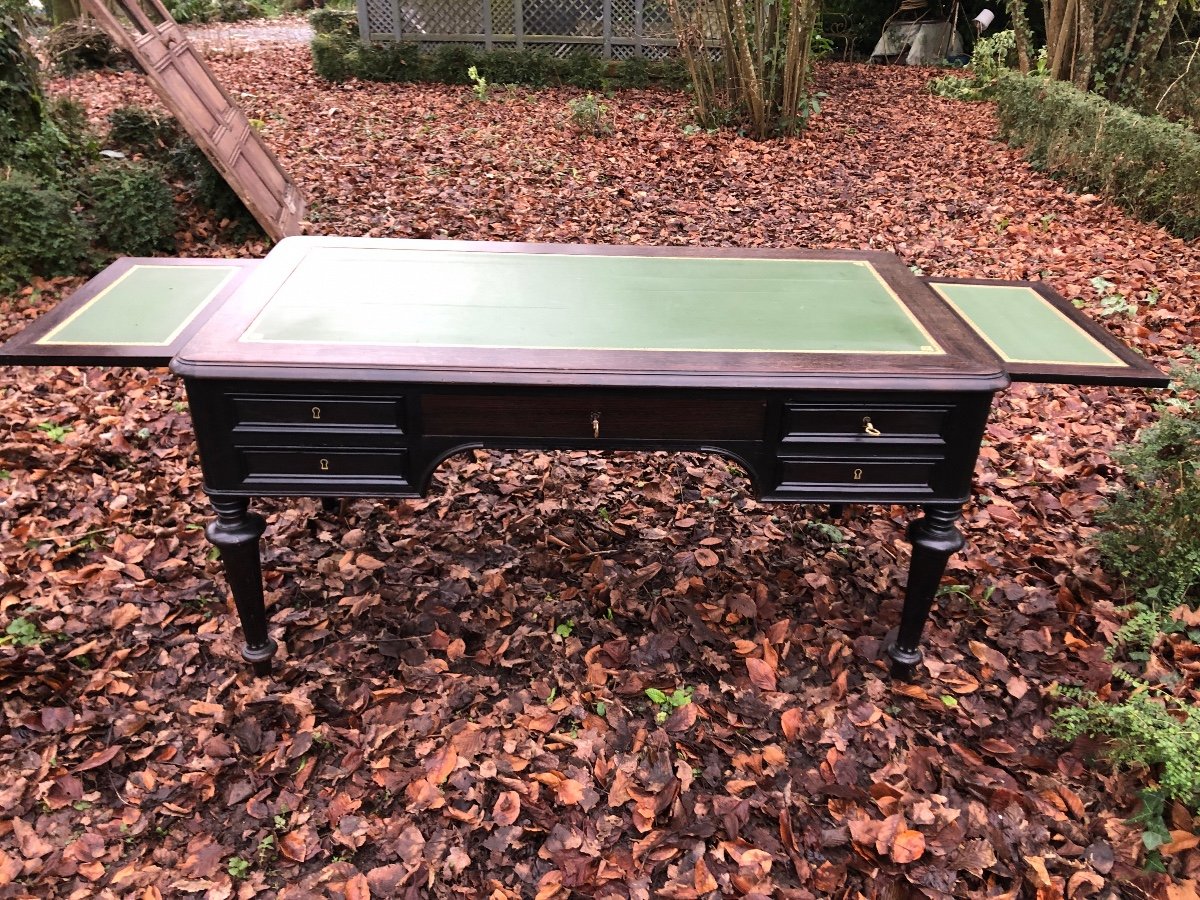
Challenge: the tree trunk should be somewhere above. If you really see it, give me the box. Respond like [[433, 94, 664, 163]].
[[1074, 0, 1095, 89], [1049, 0, 1078, 80], [51, 0, 82, 25], [1006, 0, 1033, 73], [1126, 0, 1180, 92]]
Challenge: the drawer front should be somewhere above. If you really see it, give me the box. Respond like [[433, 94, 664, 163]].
[[232, 395, 404, 431], [240, 448, 408, 480], [422, 394, 766, 441], [782, 404, 948, 442], [779, 457, 938, 490]]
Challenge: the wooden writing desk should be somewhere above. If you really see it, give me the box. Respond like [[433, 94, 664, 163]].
[[1, 238, 1166, 678]]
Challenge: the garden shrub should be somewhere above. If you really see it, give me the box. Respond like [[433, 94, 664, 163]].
[[7, 97, 96, 186], [107, 105, 182, 157], [309, 8, 356, 37], [0, 171, 88, 292], [993, 73, 1200, 239], [1095, 357, 1200, 607], [168, 141, 262, 238], [1054, 684, 1200, 810], [83, 161, 178, 256], [310, 23, 688, 90]]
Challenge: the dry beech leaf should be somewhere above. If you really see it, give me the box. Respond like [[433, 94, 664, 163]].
[[746, 658, 777, 692], [493, 791, 521, 826], [891, 829, 925, 864]]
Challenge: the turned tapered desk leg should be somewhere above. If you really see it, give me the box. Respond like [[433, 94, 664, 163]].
[[887, 503, 965, 680], [207, 497, 277, 675]]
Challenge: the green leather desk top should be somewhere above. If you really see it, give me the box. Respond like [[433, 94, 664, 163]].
[[41, 264, 240, 347], [238, 246, 943, 355], [931, 283, 1122, 367]]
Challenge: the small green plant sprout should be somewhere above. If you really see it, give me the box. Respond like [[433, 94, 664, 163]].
[[37, 421, 72, 443], [467, 66, 490, 102], [1, 617, 49, 647], [1090, 276, 1138, 317], [594, 701, 607, 717], [567, 94, 613, 136], [554, 619, 575, 638], [227, 856, 251, 879], [646, 686, 693, 724]]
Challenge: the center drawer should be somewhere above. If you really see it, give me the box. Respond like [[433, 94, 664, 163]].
[[422, 393, 767, 441]]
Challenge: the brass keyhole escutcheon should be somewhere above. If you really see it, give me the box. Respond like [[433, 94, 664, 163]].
[[591, 412, 601, 439], [852, 468, 863, 481], [319, 458, 330, 472], [862, 416, 882, 437], [312, 406, 322, 420]]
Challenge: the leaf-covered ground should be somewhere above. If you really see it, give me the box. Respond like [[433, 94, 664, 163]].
[[2, 39, 1200, 898]]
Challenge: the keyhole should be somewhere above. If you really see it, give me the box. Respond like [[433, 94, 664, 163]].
[[852, 468, 863, 481], [591, 412, 601, 439], [312, 406, 322, 420], [319, 458, 330, 472]]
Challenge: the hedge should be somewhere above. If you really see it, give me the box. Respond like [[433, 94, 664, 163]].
[[993, 73, 1200, 239], [309, 11, 689, 92]]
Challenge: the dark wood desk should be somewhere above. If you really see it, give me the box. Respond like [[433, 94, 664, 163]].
[[1, 239, 1166, 679]]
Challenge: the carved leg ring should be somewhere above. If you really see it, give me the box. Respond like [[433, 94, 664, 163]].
[[206, 497, 276, 675], [887, 503, 965, 680]]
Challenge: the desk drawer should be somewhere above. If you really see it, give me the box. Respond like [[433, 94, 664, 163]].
[[423, 394, 766, 441], [232, 394, 404, 431], [782, 404, 948, 442], [779, 457, 938, 490], [240, 448, 408, 479]]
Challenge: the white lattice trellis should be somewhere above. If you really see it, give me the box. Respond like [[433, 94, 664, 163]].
[[356, 0, 703, 58]]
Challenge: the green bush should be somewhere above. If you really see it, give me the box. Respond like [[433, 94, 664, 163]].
[[107, 105, 181, 157], [308, 7, 356, 37], [83, 161, 178, 256], [0, 171, 88, 292], [1054, 685, 1200, 810], [1095, 357, 1200, 607], [168, 141, 261, 238], [310, 31, 688, 90], [7, 97, 96, 186], [993, 73, 1200, 239]]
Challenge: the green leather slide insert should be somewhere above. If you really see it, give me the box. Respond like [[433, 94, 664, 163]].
[[932, 283, 1124, 367], [242, 248, 943, 354], [39, 264, 240, 346]]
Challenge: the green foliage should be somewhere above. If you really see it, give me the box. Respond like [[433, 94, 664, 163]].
[[308, 7, 357, 37], [37, 421, 72, 442], [0, 171, 88, 293], [994, 74, 1200, 239], [467, 65, 490, 102], [1053, 685, 1200, 809], [567, 93, 613, 135], [310, 32, 687, 90], [7, 97, 97, 184], [1095, 357, 1200, 606], [83, 161, 178, 255], [0, 616, 49, 647], [929, 30, 1018, 101], [168, 141, 262, 238], [646, 685, 693, 723], [107, 105, 182, 158], [164, 0, 270, 24], [0, 0, 43, 151]]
